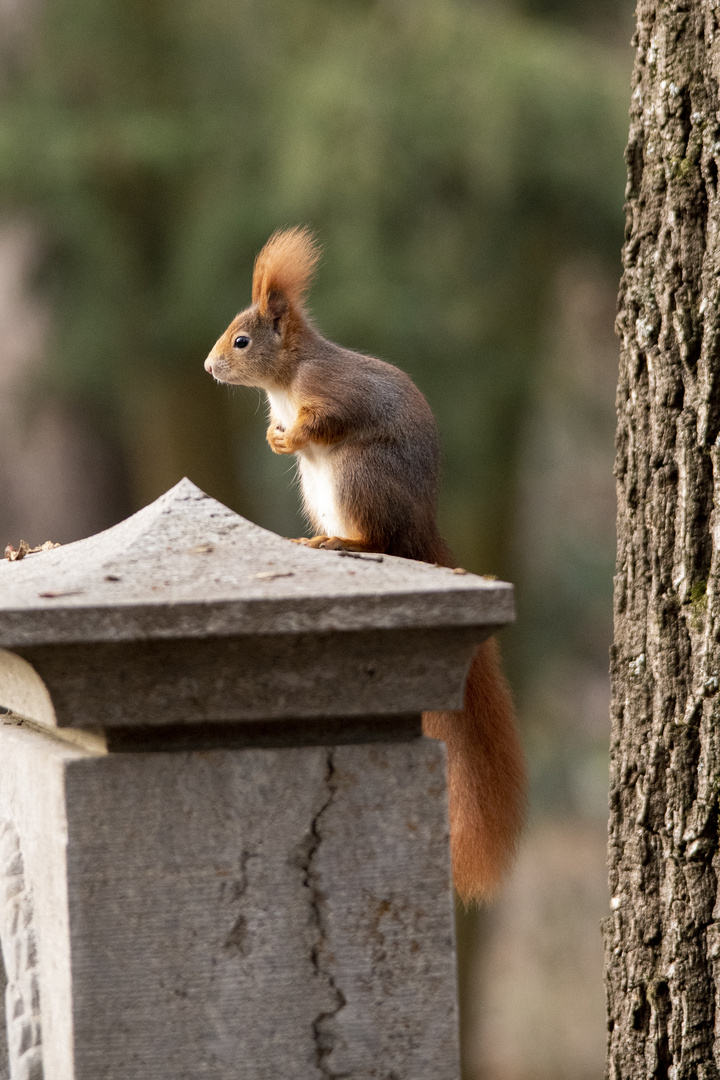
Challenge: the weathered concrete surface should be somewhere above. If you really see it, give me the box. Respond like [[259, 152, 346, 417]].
[[0, 819, 44, 1080], [0, 648, 56, 729], [0, 479, 514, 729], [0, 721, 458, 1080], [0, 481, 484, 1078], [0, 951, 7, 1080], [0, 721, 87, 1080], [315, 742, 457, 1078], [0, 478, 513, 646], [6, 626, 482, 729]]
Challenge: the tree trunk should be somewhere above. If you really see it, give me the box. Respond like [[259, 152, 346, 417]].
[[608, 2, 720, 1078]]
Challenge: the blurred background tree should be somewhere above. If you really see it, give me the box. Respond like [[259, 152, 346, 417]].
[[0, 0, 633, 1076]]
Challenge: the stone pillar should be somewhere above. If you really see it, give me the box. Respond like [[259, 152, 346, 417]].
[[0, 478, 514, 1080]]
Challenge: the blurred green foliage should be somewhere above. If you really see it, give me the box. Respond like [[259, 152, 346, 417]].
[[0, 0, 628, 573]]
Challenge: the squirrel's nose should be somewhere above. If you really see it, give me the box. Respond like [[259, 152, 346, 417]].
[[204, 357, 214, 374]]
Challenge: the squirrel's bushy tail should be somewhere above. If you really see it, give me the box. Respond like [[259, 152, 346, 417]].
[[252, 226, 321, 317], [422, 637, 527, 903]]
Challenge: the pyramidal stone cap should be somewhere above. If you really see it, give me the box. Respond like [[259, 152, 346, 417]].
[[0, 479, 514, 731]]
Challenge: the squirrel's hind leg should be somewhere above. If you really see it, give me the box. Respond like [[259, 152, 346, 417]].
[[291, 535, 382, 552]]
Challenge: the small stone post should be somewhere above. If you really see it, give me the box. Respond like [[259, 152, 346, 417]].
[[0, 478, 514, 1080]]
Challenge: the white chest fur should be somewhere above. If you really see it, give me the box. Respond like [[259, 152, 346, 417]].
[[266, 388, 298, 432], [297, 445, 348, 536], [266, 390, 348, 537]]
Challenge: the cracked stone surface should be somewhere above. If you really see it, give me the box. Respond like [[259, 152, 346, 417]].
[[301, 751, 348, 1078], [315, 742, 458, 1079], [0, 722, 459, 1080], [0, 479, 467, 1077]]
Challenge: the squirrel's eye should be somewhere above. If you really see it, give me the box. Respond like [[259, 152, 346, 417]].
[[233, 335, 250, 349]]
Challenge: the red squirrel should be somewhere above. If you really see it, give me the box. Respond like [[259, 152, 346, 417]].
[[204, 227, 527, 902]]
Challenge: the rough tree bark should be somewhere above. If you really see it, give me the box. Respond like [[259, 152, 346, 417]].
[[608, 1, 720, 1077]]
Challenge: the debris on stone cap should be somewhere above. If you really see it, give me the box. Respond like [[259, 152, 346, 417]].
[[4, 540, 61, 562]]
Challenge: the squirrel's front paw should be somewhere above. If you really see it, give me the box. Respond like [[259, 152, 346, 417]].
[[266, 425, 294, 455], [267, 424, 308, 455]]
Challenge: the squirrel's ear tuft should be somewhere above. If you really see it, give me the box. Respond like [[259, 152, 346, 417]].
[[252, 227, 321, 318], [266, 289, 288, 332]]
